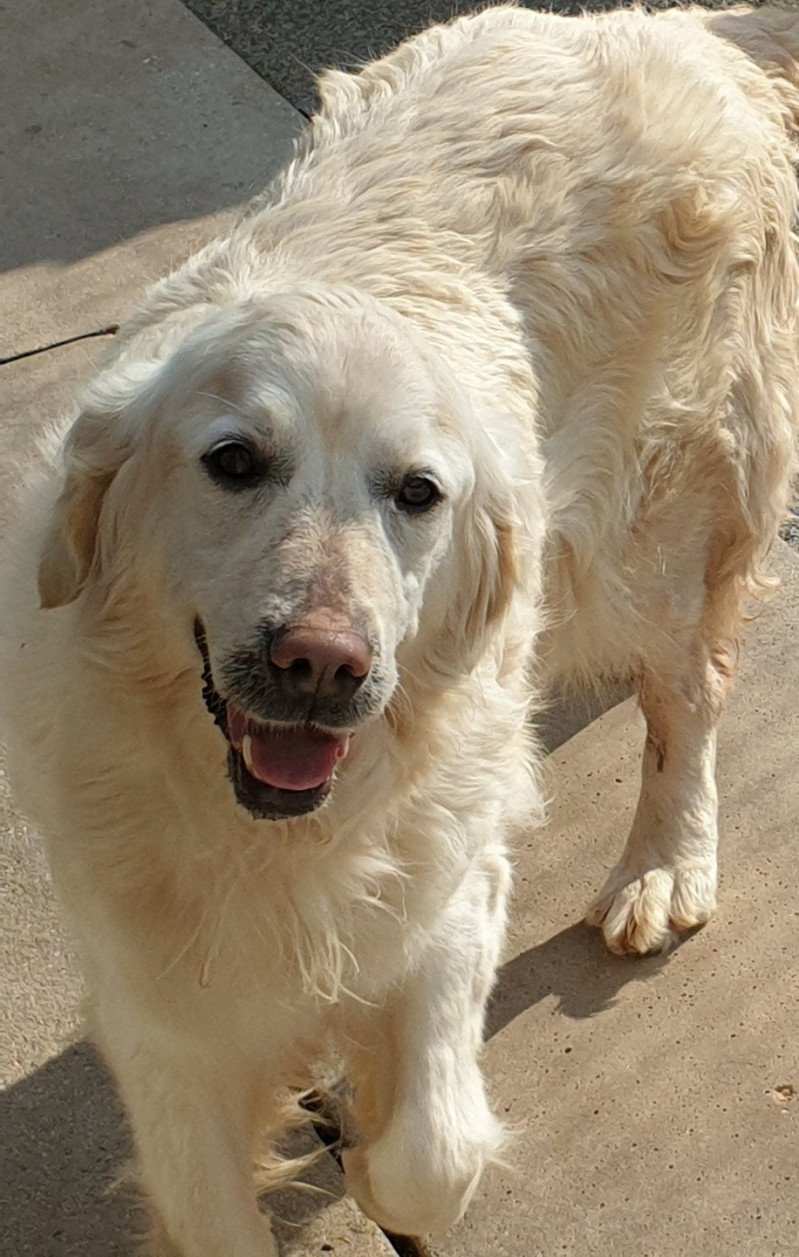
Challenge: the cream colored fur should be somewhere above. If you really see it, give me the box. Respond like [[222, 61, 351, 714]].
[[2, 6, 799, 1253]]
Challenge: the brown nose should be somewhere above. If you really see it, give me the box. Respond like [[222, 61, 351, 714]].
[[270, 625, 372, 703]]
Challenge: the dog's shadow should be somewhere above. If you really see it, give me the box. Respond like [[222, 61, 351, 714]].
[[487, 920, 677, 1040], [0, 1042, 136, 1256]]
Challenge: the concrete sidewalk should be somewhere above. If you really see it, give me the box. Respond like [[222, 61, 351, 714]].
[[2, 0, 300, 360], [2, 4, 797, 1257]]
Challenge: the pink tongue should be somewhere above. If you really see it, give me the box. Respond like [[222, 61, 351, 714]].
[[228, 709, 349, 792]]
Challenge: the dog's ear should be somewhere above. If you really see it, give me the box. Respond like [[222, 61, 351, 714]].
[[38, 397, 136, 610], [427, 482, 520, 678], [454, 493, 518, 660], [37, 314, 246, 610]]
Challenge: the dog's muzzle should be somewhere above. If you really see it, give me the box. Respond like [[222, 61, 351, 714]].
[[194, 620, 378, 821]]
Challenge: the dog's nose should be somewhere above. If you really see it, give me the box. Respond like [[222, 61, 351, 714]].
[[270, 625, 372, 702]]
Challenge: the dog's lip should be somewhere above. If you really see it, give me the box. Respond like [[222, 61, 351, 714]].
[[226, 704, 351, 793]]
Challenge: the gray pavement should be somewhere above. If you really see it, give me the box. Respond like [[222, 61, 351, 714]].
[[2, 3, 798, 1256], [2, 0, 301, 359]]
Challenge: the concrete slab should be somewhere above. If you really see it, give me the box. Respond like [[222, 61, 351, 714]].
[[0, 352, 392, 1254], [0, 344, 151, 1256], [1, 0, 303, 359], [430, 542, 799, 1257]]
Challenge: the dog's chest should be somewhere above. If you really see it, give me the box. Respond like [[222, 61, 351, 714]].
[[130, 847, 432, 1033]]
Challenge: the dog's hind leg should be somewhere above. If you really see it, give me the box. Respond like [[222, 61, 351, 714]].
[[341, 846, 510, 1238]]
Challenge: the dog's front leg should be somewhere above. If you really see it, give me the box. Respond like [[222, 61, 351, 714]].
[[342, 846, 509, 1238], [95, 1010, 276, 1257]]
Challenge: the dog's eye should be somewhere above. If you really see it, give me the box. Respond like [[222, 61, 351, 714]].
[[202, 441, 264, 489], [395, 475, 441, 514]]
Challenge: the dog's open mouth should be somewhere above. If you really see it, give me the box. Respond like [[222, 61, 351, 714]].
[[227, 705, 350, 818], [227, 707, 350, 791], [195, 623, 350, 820]]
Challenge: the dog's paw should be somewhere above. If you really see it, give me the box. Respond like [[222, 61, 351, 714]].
[[343, 1143, 478, 1238], [586, 861, 717, 956], [342, 1110, 499, 1237]]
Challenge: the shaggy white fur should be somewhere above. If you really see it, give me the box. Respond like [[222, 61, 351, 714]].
[[2, 6, 798, 1253]]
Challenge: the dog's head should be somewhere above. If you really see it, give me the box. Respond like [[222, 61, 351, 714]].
[[39, 286, 521, 820]]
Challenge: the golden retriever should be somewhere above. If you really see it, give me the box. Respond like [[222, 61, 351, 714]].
[[2, 5, 798, 1253]]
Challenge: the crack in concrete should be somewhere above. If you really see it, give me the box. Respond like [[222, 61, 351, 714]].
[[1, 325, 118, 367]]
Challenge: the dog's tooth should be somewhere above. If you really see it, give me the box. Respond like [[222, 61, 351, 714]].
[[241, 734, 255, 772]]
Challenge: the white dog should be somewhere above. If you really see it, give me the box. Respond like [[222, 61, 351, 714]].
[[2, 6, 798, 1253]]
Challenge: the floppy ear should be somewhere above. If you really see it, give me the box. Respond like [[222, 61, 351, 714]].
[[454, 496, 518, 656], [38, 402, 135, 610], [427, 485, 520, 678]]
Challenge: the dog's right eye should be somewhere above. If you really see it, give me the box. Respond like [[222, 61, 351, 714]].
[[201, 441, 265, 489]]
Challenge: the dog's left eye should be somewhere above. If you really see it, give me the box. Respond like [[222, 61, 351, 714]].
[[202, 441, 265, 489], [396, 475, 441, 514]]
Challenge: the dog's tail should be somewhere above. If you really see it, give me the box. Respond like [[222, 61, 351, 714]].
[[704, 6, 799, 132]]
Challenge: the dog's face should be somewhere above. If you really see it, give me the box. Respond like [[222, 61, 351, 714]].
[[38, 289, 518, 820]]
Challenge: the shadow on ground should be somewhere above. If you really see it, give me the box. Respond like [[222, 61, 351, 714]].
[[0, 1043, 136, 1257], [488, 914, 714, 1038], [487, 922, 668, 1037]]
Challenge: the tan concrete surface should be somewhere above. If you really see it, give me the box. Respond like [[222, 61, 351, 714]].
[[1, 0, 303, 359], [0, 346, 108, 1081], [0, 345, 131, 1253], [430, 542, 799, 1257]]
